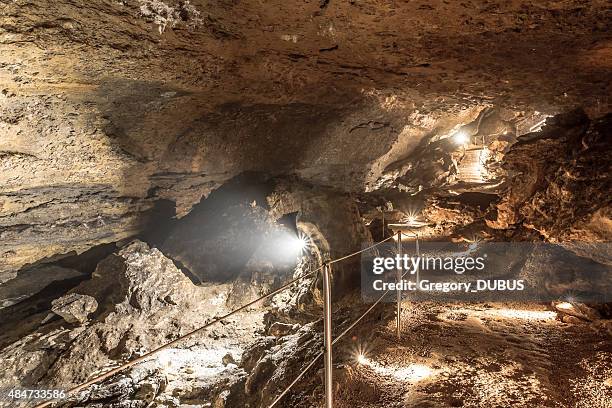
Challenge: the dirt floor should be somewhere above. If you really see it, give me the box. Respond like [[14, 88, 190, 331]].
[[328, 302, 612, 408]]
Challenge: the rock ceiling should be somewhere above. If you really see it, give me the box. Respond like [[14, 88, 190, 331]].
[[1, 0, 611, 281]]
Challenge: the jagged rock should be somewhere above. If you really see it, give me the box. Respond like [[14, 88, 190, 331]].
[[268, 322, 297, 337], [562, 315, 585, 325], [242, 323, 321, 406], [0, 264, 84, 309], [222, 352, 236, 366], [0, 241, 231, 393], [554, 302, 602, 322], [241, 336, 277, 372], [51, 293, 98, 324], [134, 375, 167, 402], [3, 0, 610, 283], [1, 2, 611, 407], [487, 110, 611, 242]]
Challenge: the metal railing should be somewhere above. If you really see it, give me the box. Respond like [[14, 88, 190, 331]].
[[31, 231, 419, 408], [270, 230, 419, 408]]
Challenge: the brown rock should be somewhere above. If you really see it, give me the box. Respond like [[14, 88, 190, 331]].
[[268, 322, 296, 337], [51, 293, 97, 325]]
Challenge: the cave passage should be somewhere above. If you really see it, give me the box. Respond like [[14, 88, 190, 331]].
[[1, 1, 611, 408]]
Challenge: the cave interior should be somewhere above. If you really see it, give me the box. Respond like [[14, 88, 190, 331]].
[[0, 1, 611, 407]]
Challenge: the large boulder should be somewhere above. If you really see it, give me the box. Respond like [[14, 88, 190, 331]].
[[0, 240, 230, 391]]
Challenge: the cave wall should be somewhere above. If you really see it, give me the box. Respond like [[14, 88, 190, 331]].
[[1, 0, 611, 283], [487, 110, 611, 242]]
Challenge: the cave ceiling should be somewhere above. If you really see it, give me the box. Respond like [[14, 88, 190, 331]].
[[0, 0, 611, 280]]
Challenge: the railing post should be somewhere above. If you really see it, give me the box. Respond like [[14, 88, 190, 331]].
[[415, 234, 420, 288], [322, 263, 333, 408], [396, 231, 402, 339]]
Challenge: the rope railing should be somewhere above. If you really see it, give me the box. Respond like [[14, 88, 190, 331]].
[[32, 231, 418, 408], [327, 234, 396, 265], [31, 267, 321, 408], [269, 231, 419, 408], [267, 351, 324, 408]]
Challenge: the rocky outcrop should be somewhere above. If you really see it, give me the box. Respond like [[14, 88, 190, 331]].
[[266, 178, 372, 296], [0, 241, 236, 392], [51, 293, 98, 325], [487, 110, 611, 242], [238, 322, 322, 407], [0, 264, 84, 308], [2, 0, 611, 282]]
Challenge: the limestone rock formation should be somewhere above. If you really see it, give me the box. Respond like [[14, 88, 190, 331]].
[[487, 110, 611, 242], [2, 0, 611, 283], [0, 2, 611, 407], [0, 264, 84, 309], [51, 293, 98, 325], [242, 322, 322, 407], [0, 241, 232, 392]]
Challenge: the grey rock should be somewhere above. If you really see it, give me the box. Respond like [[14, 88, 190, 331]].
[[51, 293, 98, 324]]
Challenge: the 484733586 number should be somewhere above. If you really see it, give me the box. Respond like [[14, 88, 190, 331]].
[[6, 389, 66, 400]]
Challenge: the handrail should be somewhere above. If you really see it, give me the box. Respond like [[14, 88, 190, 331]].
[[328, 234, 396, 265], [269, 231, 419, 407], [31, 267, 320, 408], [32, 231, 416, 408]]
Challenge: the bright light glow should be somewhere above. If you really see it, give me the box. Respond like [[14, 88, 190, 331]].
[[444, 308, 557, 321], [556, 302, 573, 310], [390, 364, 433, 382], [154, 347, 242, 379], [486, 309, 557, 320], [474, 147, 490, 181], [479, 147, 490, 164], [281, 231, 310, 257], [358, 357, 434, 382], [291, 236, 308, 252], [467, 235, 482, 250], [454, 130, 469, 145], [398, 210, 426, 227]]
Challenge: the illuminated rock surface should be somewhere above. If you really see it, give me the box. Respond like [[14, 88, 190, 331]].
[[1, 0, 611, 280], [0, 1, 610, 407]]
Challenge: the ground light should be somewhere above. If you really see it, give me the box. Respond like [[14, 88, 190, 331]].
[[486, 309, 557, 320], [405, 213, 418, 226], [356, 354, 434, 382], [556, 302, 574, 310], [453, 130, 469, 145], [357, 354, 369, 365], [396, 210, 427, 228]]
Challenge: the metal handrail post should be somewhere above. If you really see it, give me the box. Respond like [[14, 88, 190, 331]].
[[415, 234, 420, 287], [322, 263, 333, 408], [396, 231, 402, 339]]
